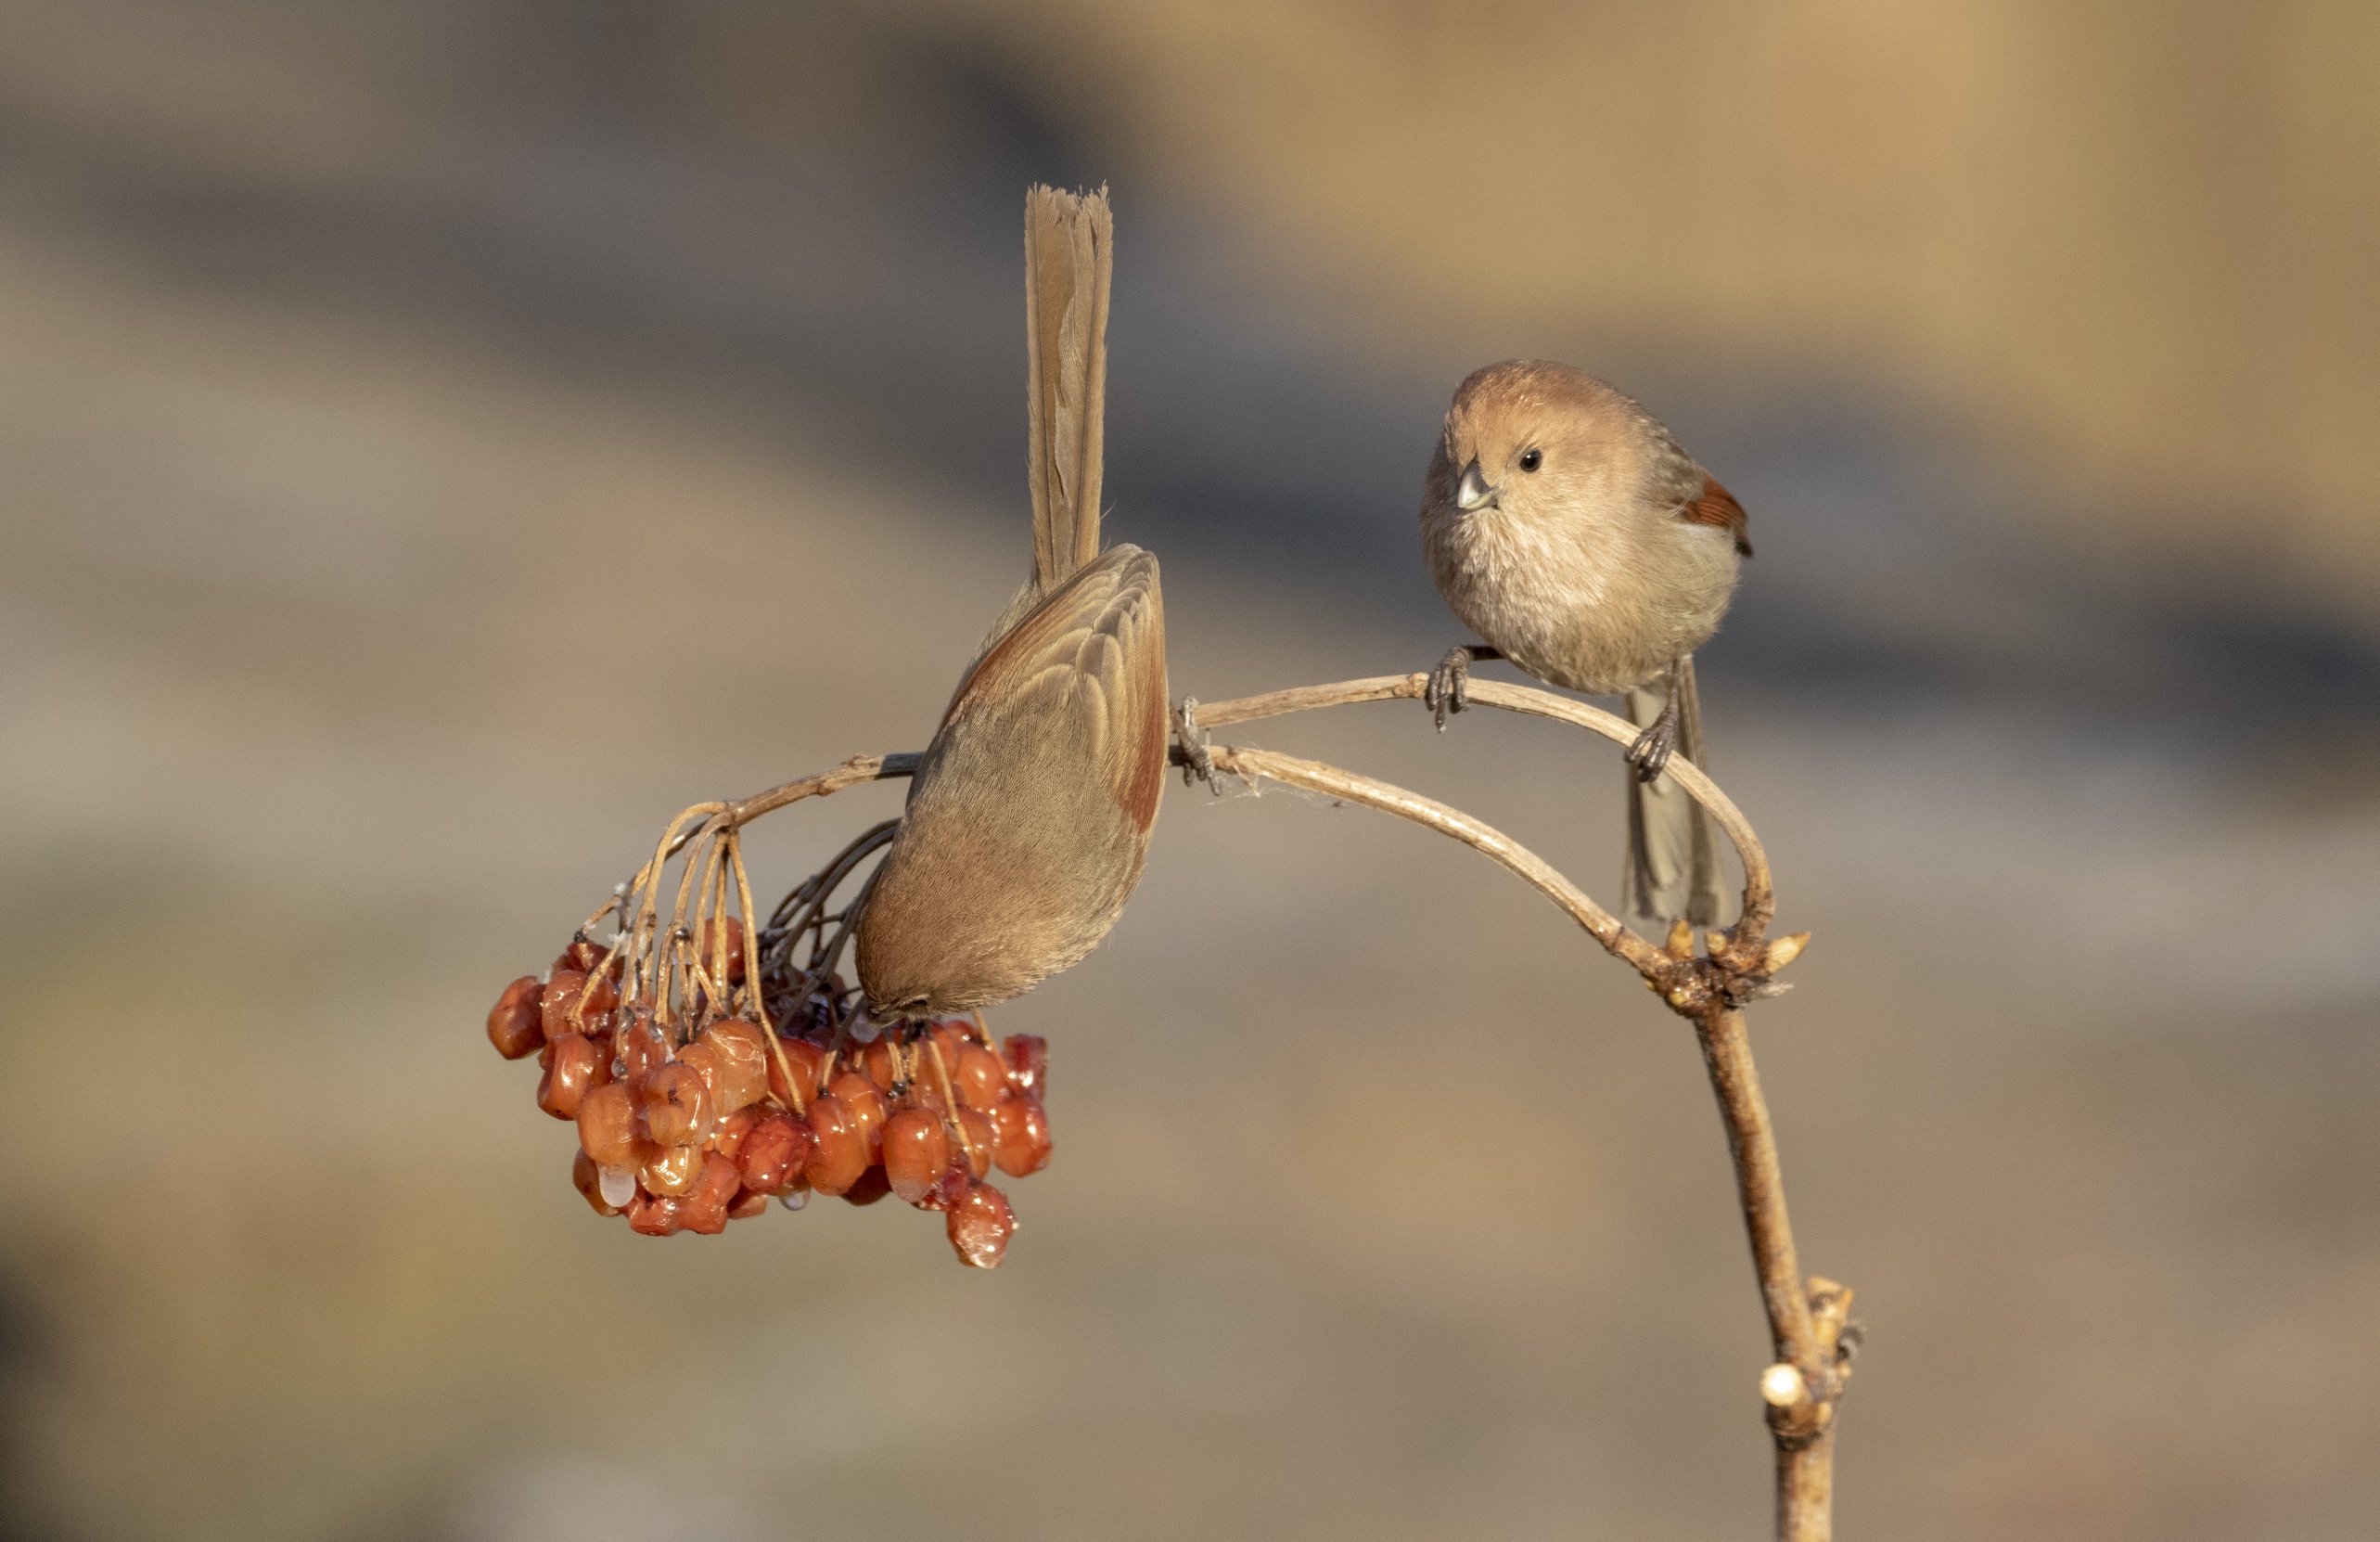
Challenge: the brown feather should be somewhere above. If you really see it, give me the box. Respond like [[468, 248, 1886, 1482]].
[[1685, 474, 1754, 558], [1023, 186, 1112, 595]]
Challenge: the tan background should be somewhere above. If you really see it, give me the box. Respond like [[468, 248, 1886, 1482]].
[[1, 4, 2374, 1540]]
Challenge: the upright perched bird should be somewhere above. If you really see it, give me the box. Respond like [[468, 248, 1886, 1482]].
[[1419, 360, 1750, 927], [856, 186, 1169, 1022]]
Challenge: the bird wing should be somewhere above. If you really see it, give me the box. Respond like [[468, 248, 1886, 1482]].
[[941, 543, 1168, 835], [1645, 423, 1753, 558]]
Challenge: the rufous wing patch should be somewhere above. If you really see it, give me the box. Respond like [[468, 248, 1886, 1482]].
[[1684, 475, 1752, 558]]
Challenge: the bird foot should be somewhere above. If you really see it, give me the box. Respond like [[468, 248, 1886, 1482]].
[[1426, 646, 1494, 730], [1626, 710, 1679, 782]]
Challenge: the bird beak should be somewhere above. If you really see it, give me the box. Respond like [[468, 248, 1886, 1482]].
[[1455, 457, 1497, 511]]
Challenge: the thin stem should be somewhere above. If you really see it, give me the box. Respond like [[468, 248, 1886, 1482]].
[[1189, 673, 1774, 963]]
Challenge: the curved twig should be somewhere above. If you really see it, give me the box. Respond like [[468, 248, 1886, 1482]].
[[1187, 674, 1773, 966]]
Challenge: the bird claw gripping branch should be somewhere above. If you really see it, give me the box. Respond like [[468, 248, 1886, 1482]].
[[484, 809, 1055, 1266]]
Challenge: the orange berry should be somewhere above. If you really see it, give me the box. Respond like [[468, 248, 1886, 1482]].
[[827, 1073, 887, 1158], [738, 1114, 811, 1194], [955, 1107, 994, 1180], [728, 1189, 770, 1220], [803, 1097, 868, 1196], [991, 1097, 1052, 1177], [705, 1103, 759, 1162], [697, 916, 747, 983], [681, 1152, 743, 1235], [633, 1061, 711, 1148], [488, 976, 544, 1060], [698, 1019, 769, 1112], [861, 1039, 898, 1095], [614, 1011, 670, 1079], [553, 940, 609, 976], [768, 1038, 828, 1106], [641, 1140, 701, 1198], [537, 1033, 608, 1121], [1002, 1034, 1048, 1098], [883, 1108, 952, 1205], [572, 1150, 624, 1217], [576, 1081, 640, 1169], [947, 1182, 1016, 1267], [954, 1047, 1005, 1112], [627, 1192, 684, 1237]]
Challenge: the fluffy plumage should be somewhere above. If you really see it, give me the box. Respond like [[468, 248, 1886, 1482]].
[[857, 186, 1168, 1021], [1419, 359, 1748, 925]]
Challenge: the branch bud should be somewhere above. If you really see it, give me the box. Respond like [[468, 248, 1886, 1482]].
[[1759, 1362, 1808, 1408], [1664, 919, 1694, 959], [1764, 932, 1811, 971]]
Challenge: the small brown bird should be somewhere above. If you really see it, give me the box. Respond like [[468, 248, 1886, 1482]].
[[1420, 360, 1750, 927], [855, 186, 1168, 1022]]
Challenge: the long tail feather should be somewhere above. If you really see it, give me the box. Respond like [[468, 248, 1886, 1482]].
[[1024, 185, 1112, 597], [1622, 656, 1732, 928]]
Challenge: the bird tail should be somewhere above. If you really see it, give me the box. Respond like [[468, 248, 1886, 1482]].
[[1024, 184, 1112, 596], [1621, 655, 1733, 930]]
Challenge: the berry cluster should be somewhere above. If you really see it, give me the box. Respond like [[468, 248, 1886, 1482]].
[[487, 922, 1052, 1266]]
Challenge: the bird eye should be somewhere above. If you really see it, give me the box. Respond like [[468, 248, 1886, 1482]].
[[1518, 448, 1542, 473]]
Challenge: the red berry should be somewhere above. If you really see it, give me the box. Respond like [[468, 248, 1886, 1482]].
[[628, 1192, 685, 1237], [1002, 1034, 1047, 1098], [577, 1081, 640, 1169], [883, 1108, 952, 1205], [827, 1073, 887, 1158], [738, 1114, 812, 1195], [633, 1061, 711, 1149], [954, 1047, 1006, 1112], [803, 1096, 869, 1196], [553, 940, 609, 976], [681, 1152, 743, 1235], [840, 1164, 892, 1206], [955, 1107, 994, 1180], [698, 1019, 770, 1113], [641, 1140, 701, 1198], [537, 1033, 608, 1121], [697, 917, 746, 984], [768, 1038, 828, 1106], [918, 1161, 971, 1213], [728, 1189, 770, 1220], [704, 1102, 759, 1162], [541, 970, 618, 1042], [991, 1097, 1052, 1177], [572, 1150, 623, 1217], [487, 977, 544, 1060], [947, 1182, 1016, 1267], [861, 1039, 898, 1095], [614, 1011, 670, 1078]]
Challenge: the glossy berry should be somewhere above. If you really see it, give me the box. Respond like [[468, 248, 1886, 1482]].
[[803, 1097, 869, 1196], [681, 1152, 744, 1235], [697, 916, 746, 983], [955, 1107, 994, 1180], [767, 1038, 828, 1107], [627, 1192, 685, 1237], [991, 1098, 1052, 1177], [641, 1140, 701, 1198], [1002, 1034, 1048, 1099], [953, 1047, 1006, 1112], [536, 1033, 608, 1121], [704, 1103, 759, 1162], [699, 1019, 770, 1112], [576, 1082, 640, 1169], [827, 1073, 887, 1158], [883, 1108, 953, 1205], [633, 1062, 711, 1148], [487, 977, 544, 1060], [737, 1114, 811, 1195], [840, 1164, 893, 1206], [572, 1150, 623, 1217], [947, 1182, 1016, 1268]]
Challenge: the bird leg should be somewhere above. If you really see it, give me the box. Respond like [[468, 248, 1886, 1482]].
[[1425, 645, 1503, 730], [1625, 658, 1684, 783]]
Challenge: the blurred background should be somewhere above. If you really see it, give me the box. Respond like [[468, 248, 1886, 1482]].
[[2, 2, 2375, 1538]]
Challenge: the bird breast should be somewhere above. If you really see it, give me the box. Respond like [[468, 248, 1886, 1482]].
[[1424, 498, 1736, 697]]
